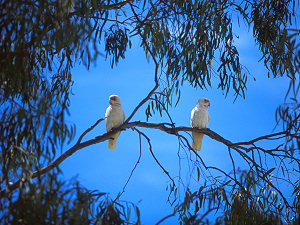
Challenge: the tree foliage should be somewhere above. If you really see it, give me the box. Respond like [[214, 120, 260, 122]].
[[1, 0, 299, 224], [1, 169, 140, 224]]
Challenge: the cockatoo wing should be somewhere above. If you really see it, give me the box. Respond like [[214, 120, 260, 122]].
[[105, 106, 125, 150], [190, 106, 209, 151]]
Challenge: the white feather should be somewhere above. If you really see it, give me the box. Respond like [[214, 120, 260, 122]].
[[105, 95, 125, 150], [190, 98, 210, 151]]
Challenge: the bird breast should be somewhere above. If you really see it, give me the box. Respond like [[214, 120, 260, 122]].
[[191, 107, 209, 128], [106, 106, 124, 131]]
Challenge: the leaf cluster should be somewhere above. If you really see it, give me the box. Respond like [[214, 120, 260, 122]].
[[1, 0, 300, 224], [0, 171, 140, 225], [133, 0, 299, 117], [137, 0, 246, 98], [105, 25, 131, 67], [251, 0, 297, 77], [0, 0, 111, 192], [172, 169, 299, 225]]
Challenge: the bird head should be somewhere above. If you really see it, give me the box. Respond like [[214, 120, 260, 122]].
[[197, 98, 210, 108], [109, 95, 122, 107]]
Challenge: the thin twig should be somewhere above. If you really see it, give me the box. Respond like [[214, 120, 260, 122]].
[[228, 148, 237, 181], [155, 211, 176, 225], [124, 3, 159, 123], [114, 130, 142, 202], [102, 0, 134, 10], [230, 131, 287, 147], [133, 127, 176, 187], [1, 121, 298, 198], [149, 97, 175, 125], [76, 117, 106, 145], [197, 207, 218, 223]]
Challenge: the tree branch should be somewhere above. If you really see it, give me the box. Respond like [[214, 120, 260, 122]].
[[1, 120, 295, 198], [230, 131, 287, 147], [133, 127, 176, 187], [124, 4, 159, 123], [102, 0, 134, 10], [76, 117, 106, 145], [114, 129, 142, 202]]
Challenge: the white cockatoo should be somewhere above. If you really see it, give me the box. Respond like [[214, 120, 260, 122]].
[[190, 98, 210, 151], [105, 95, 125, 150]]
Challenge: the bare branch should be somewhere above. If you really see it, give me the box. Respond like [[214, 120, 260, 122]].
[[155, 211, 176, 225], [231, 131, 287, 147], [76, 117, 106, 145], [228, 148, 237, 181], [149, 97, 175, 125], [124, 4, 159, 123], [102, 0, 134, 10], [196, 207, 218, 223], [133, 127, 176, 187], [1, 120, 298, 198], [114, 130, 142, 202]]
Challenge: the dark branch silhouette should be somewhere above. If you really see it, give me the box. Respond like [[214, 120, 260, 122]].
[[1, 119, 296, 198]]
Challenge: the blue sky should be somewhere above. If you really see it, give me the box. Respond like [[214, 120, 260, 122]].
[[60, 24, 291, 224]]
